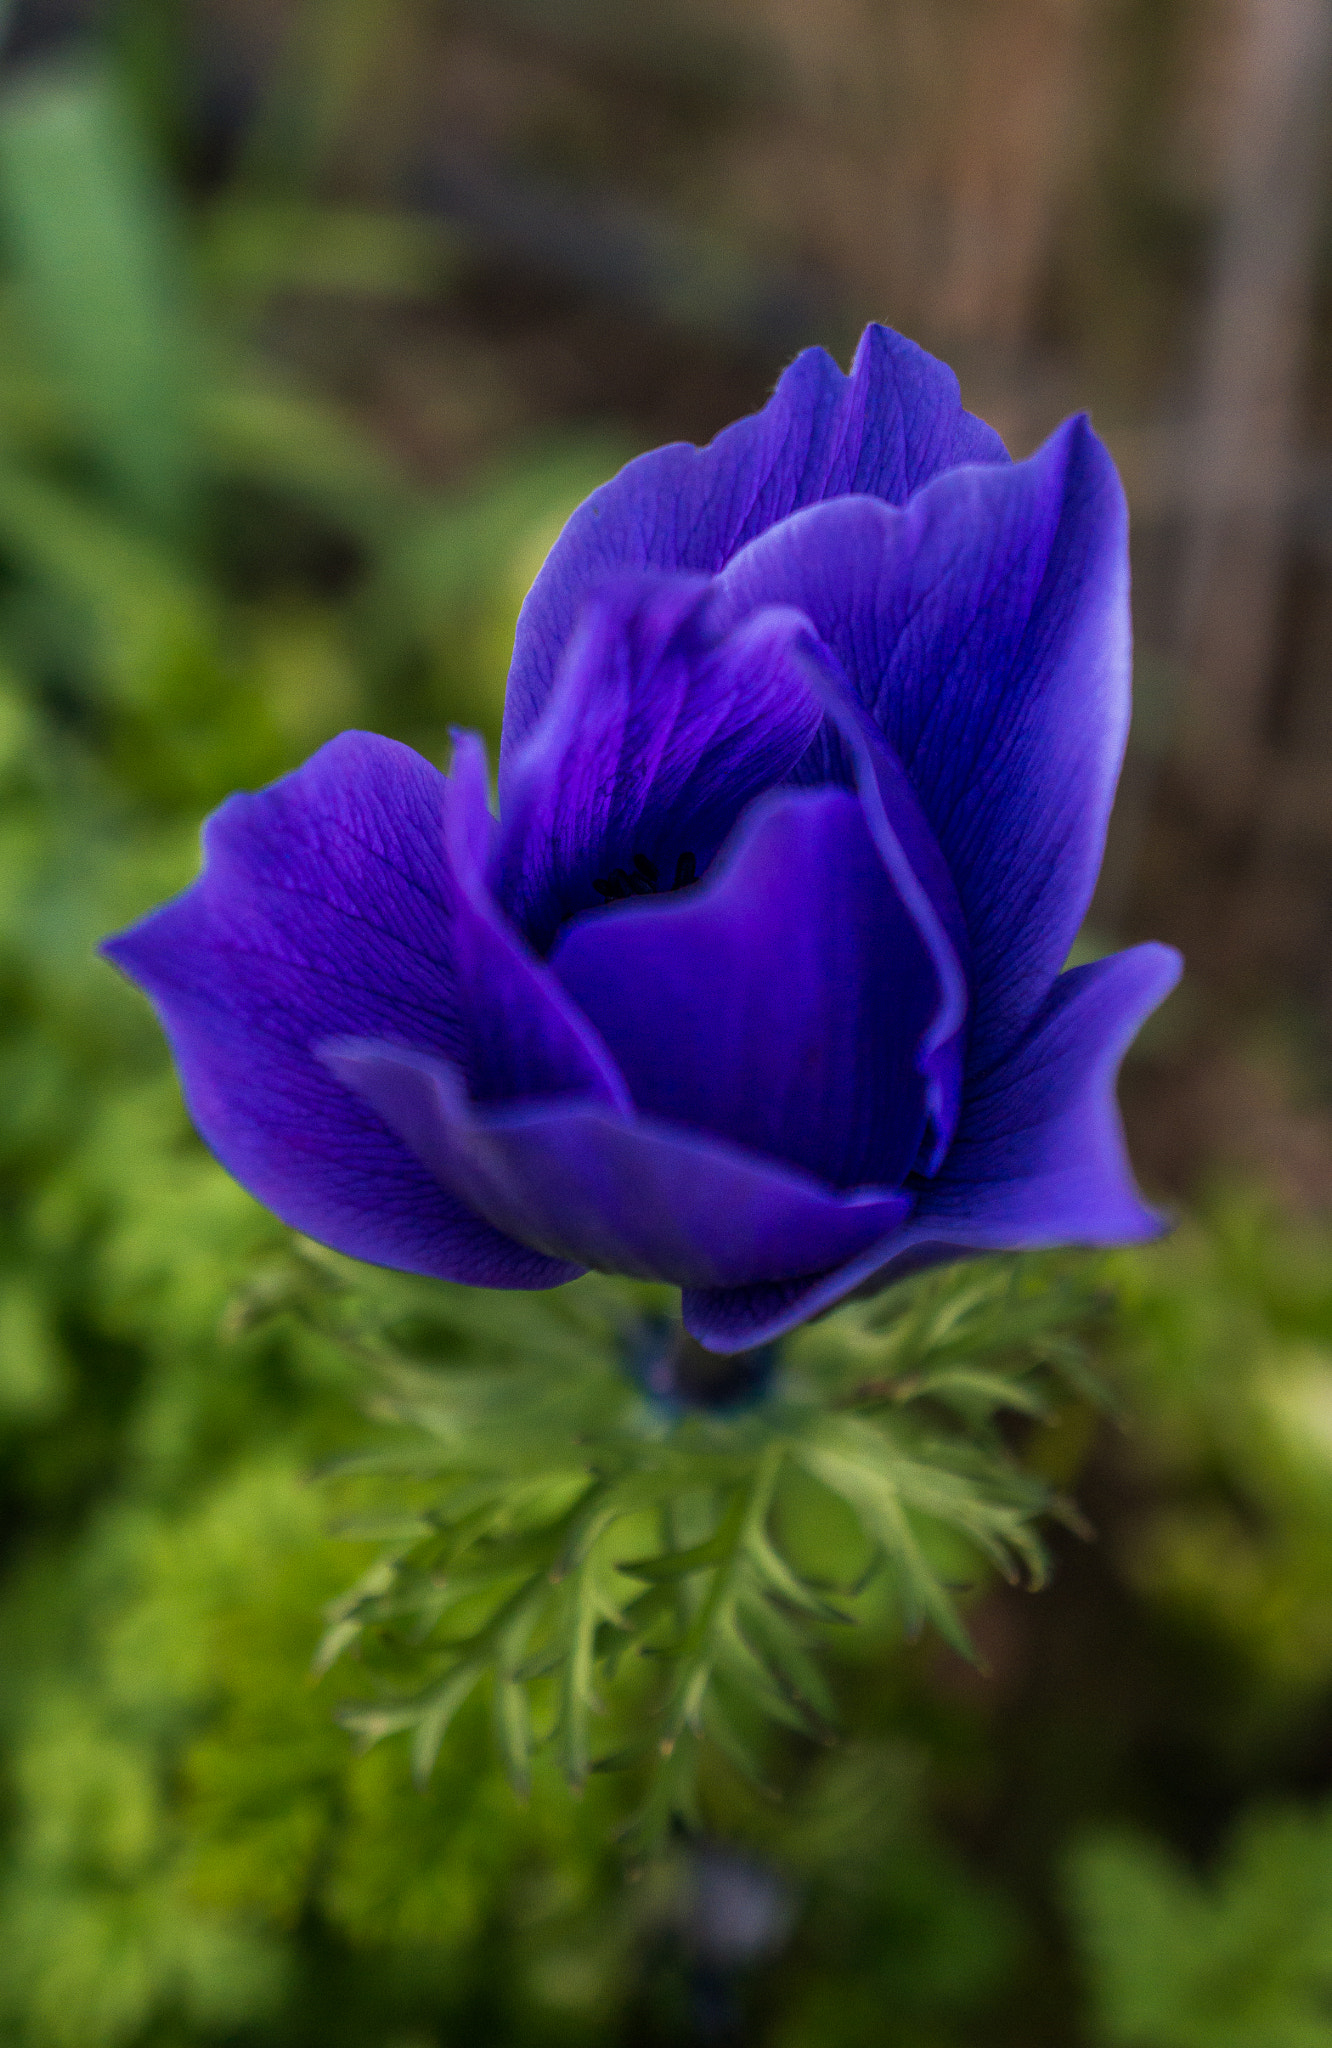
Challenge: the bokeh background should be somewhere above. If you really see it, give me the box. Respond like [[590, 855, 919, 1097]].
[[1, 1, 1332, 2043]]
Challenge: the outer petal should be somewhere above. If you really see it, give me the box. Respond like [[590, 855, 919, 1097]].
[[495, 577, 823, 950], [502, 324, 1009, 756], [550, 786, 944, 1190], [682, 942, 1182, 1351], [320, 1041, 912, 1289], [101, 730, 626, 1287], [718, 414, 1131, 1072]]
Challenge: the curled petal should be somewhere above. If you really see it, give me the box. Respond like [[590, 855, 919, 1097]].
[[719, 414, 1131, 1072], [502, 324, 1008, 757], [441, 732, 630, 1109], [911, 942, 1182, 1239], [683, 943, 1182, 1351], [551, 785, 946, 1190], [101, 730, 628, 1287], [495, 577, 823, 949], [320, 1040, 913, 1289]]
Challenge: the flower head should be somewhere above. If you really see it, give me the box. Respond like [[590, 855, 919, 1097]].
[[104, 326, 1181, 1352]]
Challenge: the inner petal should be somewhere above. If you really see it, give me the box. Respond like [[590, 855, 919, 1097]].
[[494, 575, 824, 952], [550, 784, 946, 1192]]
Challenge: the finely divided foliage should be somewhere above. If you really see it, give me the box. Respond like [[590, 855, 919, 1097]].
[[264, 1252, 1109, 1835]]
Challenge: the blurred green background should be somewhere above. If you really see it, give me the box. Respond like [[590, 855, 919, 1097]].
[[1, 1, 1332, 2042]]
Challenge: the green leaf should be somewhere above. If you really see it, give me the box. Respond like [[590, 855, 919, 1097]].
[[492, 1675, 534, 1797], [333, 1697, 429, 1749], [410, 1665, 483, 1784], [736, 1591, 839, 1730], [744, 1517, 853, 1625], [713, 1611, 823, 1738], [901, 1366, 1051, 1417], [0, 63, 197, 529], [617, 1529, 737, 1582], [556, 1557, 605, 1787], [793, 1430, 974, 1656]]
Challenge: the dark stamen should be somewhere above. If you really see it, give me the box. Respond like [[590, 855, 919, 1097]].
[[594, 849, 698, 909]]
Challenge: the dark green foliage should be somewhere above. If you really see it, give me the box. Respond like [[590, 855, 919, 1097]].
[[1105, 1201, 1332, 1741], [1072, 1804, 1332, 2048]]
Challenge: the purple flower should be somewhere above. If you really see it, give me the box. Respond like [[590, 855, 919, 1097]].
[[104, 326, 1181, 1353]]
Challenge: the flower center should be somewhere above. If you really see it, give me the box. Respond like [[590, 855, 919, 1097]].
[[592, 849, 697, 904]]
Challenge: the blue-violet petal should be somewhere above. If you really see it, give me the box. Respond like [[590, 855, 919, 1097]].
[[718, 412, 1130, 1073], [551, 784, 945, 1191], [320, 1041, 913, 1289], [101, 731, 619, 1286], [496, 576, 824, 951], [502, 323, 1009, 757], [682, 942, 1181, 1351]]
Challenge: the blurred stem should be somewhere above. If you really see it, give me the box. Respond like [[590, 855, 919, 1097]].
[[653, 1328, 776, 1412]]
